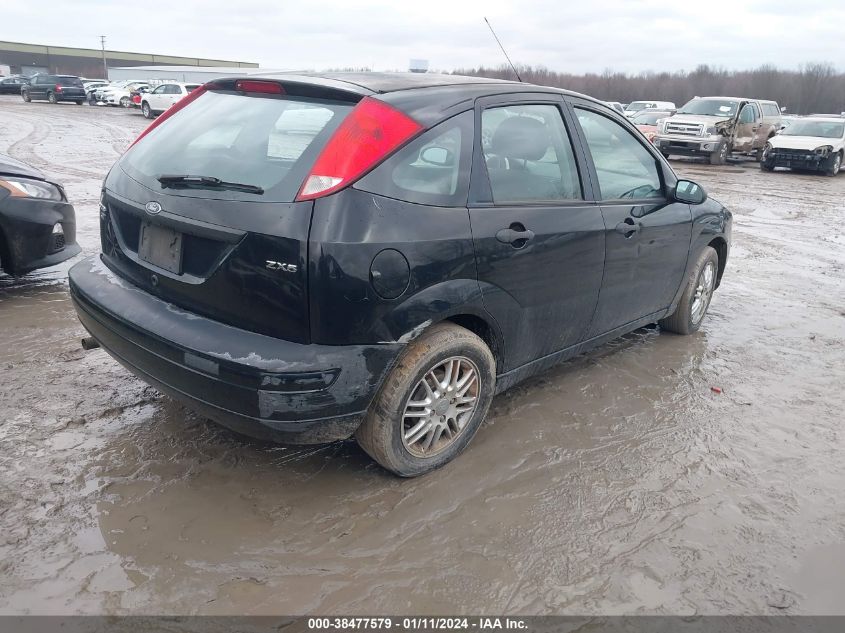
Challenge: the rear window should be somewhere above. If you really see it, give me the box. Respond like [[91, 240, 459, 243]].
[[121, 90, 354, 202], [58, 77, 83, 87]]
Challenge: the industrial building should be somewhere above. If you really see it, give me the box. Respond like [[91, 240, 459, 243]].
[[0, 40, 257, 79]]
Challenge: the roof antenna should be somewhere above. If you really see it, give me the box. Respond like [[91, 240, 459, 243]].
[[483, 17, 522, 82]]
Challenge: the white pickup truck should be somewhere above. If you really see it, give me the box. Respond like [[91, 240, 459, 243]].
[[654, 96, 782, 165]]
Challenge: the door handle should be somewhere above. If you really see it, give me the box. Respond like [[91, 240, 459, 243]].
[[615, 218, 641, 237], [496, 225, 535, 247]]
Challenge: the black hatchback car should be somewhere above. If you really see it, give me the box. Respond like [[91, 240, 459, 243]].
[[22, 74, 86, 104], [68, 73, 731, 476]]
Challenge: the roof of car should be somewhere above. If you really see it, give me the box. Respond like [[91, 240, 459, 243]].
[[253, 71, 520, 94]]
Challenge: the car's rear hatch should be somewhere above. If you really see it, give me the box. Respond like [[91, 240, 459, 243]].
[[103, 77, 367, 344], [56, 76, 86, 98]]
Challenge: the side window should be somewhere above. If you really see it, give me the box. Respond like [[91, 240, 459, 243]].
[[575, 108, 663, 200], [481, 104, 582, 203], [739, 104, 755, 123], [153, 85, 167, 94], [751, 104, 761, 120], [166, 85, 181, 95], [355, 109, 473, 207]]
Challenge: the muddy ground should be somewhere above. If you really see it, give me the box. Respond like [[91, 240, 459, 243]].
[[1, 95, 844, 615]]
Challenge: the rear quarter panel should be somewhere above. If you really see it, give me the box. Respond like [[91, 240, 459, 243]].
[[308, 188, 489, 346]]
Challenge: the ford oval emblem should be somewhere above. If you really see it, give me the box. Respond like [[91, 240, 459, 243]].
[[145, 201, 162, 215]]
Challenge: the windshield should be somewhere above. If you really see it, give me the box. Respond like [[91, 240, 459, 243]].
[[678, 99, 738, 117], [781, 120, 845, 138], [632, 112, 665, 125], [121, 90, 354, 202], [626, 101, 651, 112]]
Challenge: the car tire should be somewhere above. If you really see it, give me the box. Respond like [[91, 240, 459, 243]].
[[120, 96, 130, 108], [142, 102, 153, 119], [825, 152, 842, 177], [356, 322, 496, 477], [75, 100, 83, 105], [47, 91, 57, 104], [659, 246, 719, 335], [709, 142, 729, 165], [22, 91, 31, 102]]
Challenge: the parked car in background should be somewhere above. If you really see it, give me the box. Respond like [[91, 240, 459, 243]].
[[69, 73, 731, 476], [654, 96, 781, 164], [140, 83, 201, 118], [630, 109, 674, 143], [623, 100, 676, 117], [604, 101, 625, 114], [761, 117, 844, 176], [21, 74, 86, 104], [0, 75, 30, 94], [102, 82, 150, 107], [0, 153, 80, 275], [83, 81, 109, 103]]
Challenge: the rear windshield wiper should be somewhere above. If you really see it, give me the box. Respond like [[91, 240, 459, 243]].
[[157, 174, 264, 195]]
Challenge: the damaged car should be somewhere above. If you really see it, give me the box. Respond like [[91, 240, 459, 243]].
[[654, 96, 781, 164], [0, 153, 80, 275], [68, 73, 732, 476], [761, 117, 844, 176]]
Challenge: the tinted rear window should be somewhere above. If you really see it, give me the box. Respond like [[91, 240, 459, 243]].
[[121, 90, 354, 202], [58, 77, 83, 87]]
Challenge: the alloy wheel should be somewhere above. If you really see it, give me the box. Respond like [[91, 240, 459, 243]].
[[691, 261, 716, 324], [401, 356, 480, 458]]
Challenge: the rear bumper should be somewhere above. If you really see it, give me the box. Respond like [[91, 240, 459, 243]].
[[68, 256, 403, 443], [0, 196, 80, 275]]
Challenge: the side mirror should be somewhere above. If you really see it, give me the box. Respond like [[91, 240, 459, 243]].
[[673, 179, 707, 205], [420, 146, 453, 166]]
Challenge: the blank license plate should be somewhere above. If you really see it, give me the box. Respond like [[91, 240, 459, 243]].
[[139, 222, 183, 274]]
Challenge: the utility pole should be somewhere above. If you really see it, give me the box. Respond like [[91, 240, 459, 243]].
[[100, 36, 107, 79]]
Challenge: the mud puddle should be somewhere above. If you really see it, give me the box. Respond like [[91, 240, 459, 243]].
[[1, 96, 844, 615]]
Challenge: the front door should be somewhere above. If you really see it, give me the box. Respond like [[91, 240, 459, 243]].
[[469, 97, 606, 371], [569, 101, 692, 337], [735, 102, 760, 151]]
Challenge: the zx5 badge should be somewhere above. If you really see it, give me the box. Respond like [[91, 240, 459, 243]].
[[266, 260, 298, 273]]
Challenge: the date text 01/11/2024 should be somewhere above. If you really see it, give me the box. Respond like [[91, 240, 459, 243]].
[[306, 617, 528, 630]]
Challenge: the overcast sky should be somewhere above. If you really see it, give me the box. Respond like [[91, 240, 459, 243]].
[[3, 0, 845, 74]]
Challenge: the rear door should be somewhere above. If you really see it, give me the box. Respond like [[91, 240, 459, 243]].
[[568, 99, 692, 337], [468, 94, 606, 371]]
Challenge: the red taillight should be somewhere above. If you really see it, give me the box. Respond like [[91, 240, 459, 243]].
[[55, 84, 62, 91], [296, 97, 422, 201], [126, 81, 218, 151], [235, 80, 284, 94]]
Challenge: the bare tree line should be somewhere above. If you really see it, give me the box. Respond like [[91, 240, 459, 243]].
[[451, 63, 845, 115]]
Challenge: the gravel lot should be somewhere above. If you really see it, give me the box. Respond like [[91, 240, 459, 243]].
[[1, 95, 844, 615]]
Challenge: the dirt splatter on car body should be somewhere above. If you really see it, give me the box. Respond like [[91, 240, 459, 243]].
[[0, 95, 844, 615]]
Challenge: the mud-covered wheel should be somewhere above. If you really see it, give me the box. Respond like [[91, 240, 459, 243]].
[[22, 91, 31, 103], [356, 323, 496, 477], [660, 246, 719, 335], [47, 91, 57, 104], [825, 152, 842, 177], [142, 102, 153, 119], [709, 142, 729, 165]]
